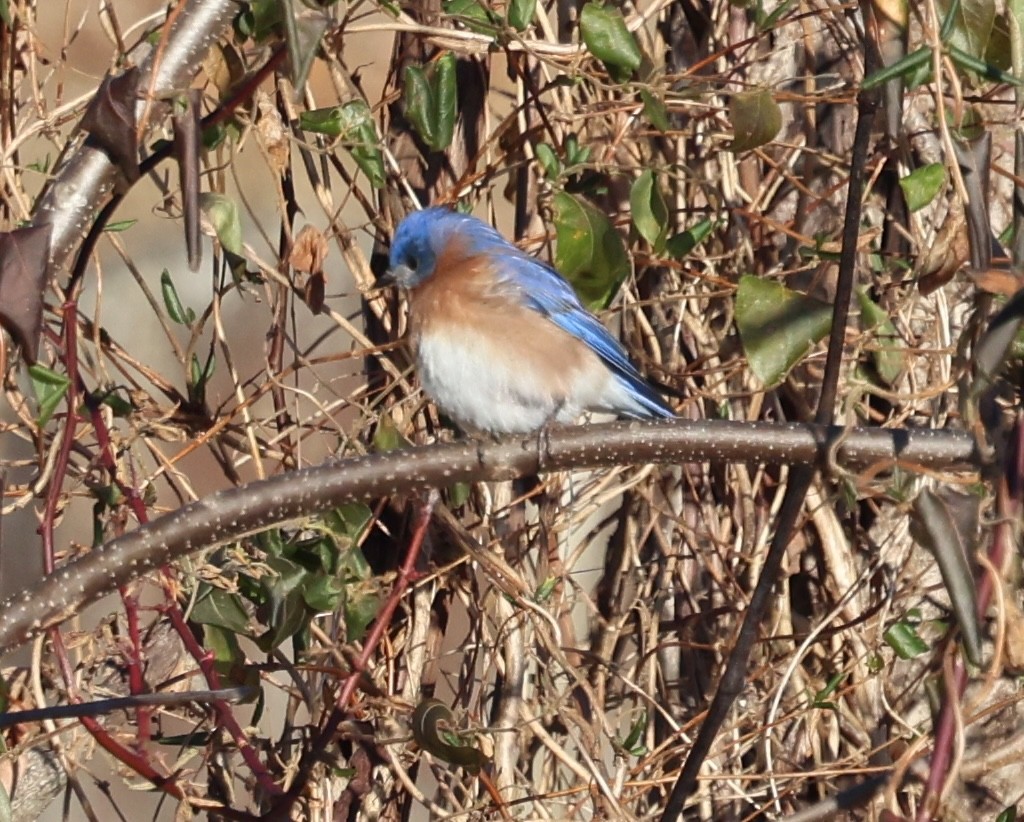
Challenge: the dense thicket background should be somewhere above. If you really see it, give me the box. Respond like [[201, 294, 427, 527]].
[[0, 0, 1021, 819]]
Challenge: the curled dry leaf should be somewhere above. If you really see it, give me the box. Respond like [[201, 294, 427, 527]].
[[0, 224, 51, 363], [80, 67, 141, 185], [289, 225, 329, 274], [917, 204, 969, 295], [257, 96, 290, 176], [290, 225, 329, 314]]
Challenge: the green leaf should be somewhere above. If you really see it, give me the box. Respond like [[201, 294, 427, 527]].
[[92, 388, 135, 418], [630, 169, 669, 252], [237, 0, 283, 41], [443, 0, 499, 33], [535, 142, 561, 178], [639, 88, 670, 132], [161, 269, 196, 325], [552, 191, 630, 309], [191, 584, 252, 634], [341, 101, 387, 188], [188, 353, 215, 404], [299, 107, 345, 136], [303, 102, 386, 188], [28, 364, 70, 427], [403, 66, 436, 148], [372, 413, 408, 451], [104, 219, 137, 232], [735, 275, 832, 385], [508, 0, 536, 30], [995, 805, 1018, 822], [0, 1, 11, 26], [861, 46, 932, 90], [948, 43, 1021, 84], [856, 288, 905, 385], [326, 502, 374, 541], [665, 218, 714, 259], [939, 0, 995, 60], [302, 573, 345, 612], [258, 555, 312, 650], [403, 52, 459, 151], [728, 89, 782, 152], [580, 3, 642, 73], [199, 192, 243, 255], [433, 52, 457, 152], [883, 620, 929, 659], [448, 481, 471, 507], [345, 590, 380, 642], [899, 163, 946, 212]]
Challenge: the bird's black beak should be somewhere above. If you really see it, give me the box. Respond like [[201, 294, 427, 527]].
[[378, 264, 413, 288]]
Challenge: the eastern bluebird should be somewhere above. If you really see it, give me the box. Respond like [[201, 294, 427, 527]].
[[383, 207, 674, 434]]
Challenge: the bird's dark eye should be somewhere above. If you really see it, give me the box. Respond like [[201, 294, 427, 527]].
[[406, 256, 418, 271]]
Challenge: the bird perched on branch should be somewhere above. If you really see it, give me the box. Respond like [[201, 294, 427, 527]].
[[382, 207, 674, 434]]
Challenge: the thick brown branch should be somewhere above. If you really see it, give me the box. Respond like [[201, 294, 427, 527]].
[[0, 418, 977, 656]]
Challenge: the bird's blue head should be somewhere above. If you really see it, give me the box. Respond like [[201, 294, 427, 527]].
[[384, 207, 510, 288]]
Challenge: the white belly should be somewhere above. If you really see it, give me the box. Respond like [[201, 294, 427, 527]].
[[415, 328, 596, 434]]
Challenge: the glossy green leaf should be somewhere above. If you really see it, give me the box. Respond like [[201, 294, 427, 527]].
[[580, 3, 642, 72], [735, 275, 832, 385], [402, 54, 458, 152], [28, 364, 70, 427], [883, 620, 929, 659], [443, 0, 499, 33], [299, 107, 345, 136], [856, 288, 905, 385], [302, 573, 345, 612], [403, 65, 436, 148], [258, 554, 311, 650], [433, 52, 458, 152], [665, 218, 714, 259], [161, 269, 195, 325], [199, 192, 243, 255], [552, 191, 630, 309], [728, 89, 782, 152], [302, 101, 388, 188], [325, 502, 374, 541], [630, 169, 669, 252], [191, 584, 252, 634], [508, 0, 536, 30], [899, 162, 946, 212]]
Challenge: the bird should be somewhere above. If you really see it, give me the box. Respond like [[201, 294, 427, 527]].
[[382, 206, 675, 434]]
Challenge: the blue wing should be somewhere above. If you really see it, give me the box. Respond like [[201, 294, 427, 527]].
[[490, 250, 674, 418]]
